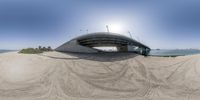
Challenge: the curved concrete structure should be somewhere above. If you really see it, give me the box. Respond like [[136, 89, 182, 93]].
[[56, 32, 151, 55]]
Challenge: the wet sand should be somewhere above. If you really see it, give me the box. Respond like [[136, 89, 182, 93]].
[[0, 51, 200, 100]]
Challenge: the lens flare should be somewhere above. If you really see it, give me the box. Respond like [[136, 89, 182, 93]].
[[109, 23, 123, 33]]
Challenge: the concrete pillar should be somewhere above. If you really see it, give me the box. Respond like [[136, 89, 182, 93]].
[[117, 46, 128, 52], [140, 48, 150, 56]]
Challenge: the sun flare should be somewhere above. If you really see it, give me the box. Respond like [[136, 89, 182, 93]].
[[108, 23, 124, 33]]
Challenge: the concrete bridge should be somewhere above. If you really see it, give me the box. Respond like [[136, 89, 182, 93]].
[[56, 32, 151, 55]]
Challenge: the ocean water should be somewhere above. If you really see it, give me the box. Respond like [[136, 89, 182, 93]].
[[0, 50, 14, 54], [150, 49, 200, 56]]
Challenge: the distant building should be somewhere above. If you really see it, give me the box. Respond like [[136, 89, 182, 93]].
[[56, 32, 151, 55]]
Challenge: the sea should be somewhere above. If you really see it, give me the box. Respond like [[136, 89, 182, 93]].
[[0, 50, 15, 54], [150, 49, 200, 56]]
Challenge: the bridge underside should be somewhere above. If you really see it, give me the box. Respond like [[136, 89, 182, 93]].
[[77, 37, 150, 55], [78, 38, 129, 52]]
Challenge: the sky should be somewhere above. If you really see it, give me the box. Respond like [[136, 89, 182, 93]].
[[0, 0, 200, 50]]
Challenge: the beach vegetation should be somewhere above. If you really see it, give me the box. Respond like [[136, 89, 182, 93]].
[[19, 46, 53, 54], [19, 48, 43, 54]]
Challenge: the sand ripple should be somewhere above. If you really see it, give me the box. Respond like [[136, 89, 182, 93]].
[[0, 52, 200, 100]]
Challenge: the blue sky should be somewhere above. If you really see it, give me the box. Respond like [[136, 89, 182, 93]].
[[0, 0, 200, 49]]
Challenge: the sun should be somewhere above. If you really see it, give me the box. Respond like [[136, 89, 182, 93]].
[[109, 23, 123, 33]]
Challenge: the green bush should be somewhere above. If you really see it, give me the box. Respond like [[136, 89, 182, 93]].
[[19, 48, 43, 54], [19, 46, 53, 54]]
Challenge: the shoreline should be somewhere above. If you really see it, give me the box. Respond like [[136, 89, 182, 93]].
[[0, 51, 199, 57], [149, 54, 184, 57]]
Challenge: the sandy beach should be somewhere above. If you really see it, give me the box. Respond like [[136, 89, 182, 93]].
[[0, 51, 200, 100]]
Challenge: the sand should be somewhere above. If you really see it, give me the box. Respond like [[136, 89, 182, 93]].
[[0, 51, 200, 100]]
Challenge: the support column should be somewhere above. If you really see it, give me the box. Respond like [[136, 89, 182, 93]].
[[117, 46, 128, 52]]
